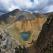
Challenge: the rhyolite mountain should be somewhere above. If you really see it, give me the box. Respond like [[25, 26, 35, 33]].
[[0, 9, 33, 24], [0, 9, 53, 53], [0, 9, 47, 45], [0, 9, 21, 24], [0, 9, 46, 25], [33, 13, 53, 53]]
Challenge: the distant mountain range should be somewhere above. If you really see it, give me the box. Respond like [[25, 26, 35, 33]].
[[0, 9, 53, 25]]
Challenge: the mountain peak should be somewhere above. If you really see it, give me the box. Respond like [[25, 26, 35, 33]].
[[12, 9, 20, 13]]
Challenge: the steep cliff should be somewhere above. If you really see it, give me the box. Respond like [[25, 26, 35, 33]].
[[35, 14, 53, 53]]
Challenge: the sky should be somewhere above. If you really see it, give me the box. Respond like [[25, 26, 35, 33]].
[[0, 0, 53, 15]]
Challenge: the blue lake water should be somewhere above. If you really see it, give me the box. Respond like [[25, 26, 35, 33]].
[[20, 32, 31, 41]]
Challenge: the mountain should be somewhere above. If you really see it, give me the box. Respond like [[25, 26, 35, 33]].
[[34, 13, 53, 53], [0, 9, 47, 42], [0, 9, 53, 53], [0, 9, 20, 24], [0, 9, 35, 24], [0, 9, 47, 24], [0, 9, 53, 24]]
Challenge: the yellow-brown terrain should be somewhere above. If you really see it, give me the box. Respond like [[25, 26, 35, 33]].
[[0, 9, 47, 47], [7, 15, 47, 47], [0, 9, 53, 53]]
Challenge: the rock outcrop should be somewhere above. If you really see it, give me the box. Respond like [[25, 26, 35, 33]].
[[34, 14, 53, 53]]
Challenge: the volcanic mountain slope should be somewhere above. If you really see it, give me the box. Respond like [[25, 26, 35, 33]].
[[0, 9, 35, 24], [0, 9, 53, 53], [0, 9, 47, 46], [0, 9, 20, 25], [34, 13, 53, 53], [0, 9, 46, 25]]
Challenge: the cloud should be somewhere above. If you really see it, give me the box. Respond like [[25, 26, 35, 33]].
[[43, 5, 53, 13], [0, 0, 53, 15]]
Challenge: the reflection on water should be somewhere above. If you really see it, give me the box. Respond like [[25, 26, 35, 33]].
[[20, 32, 31, 41]]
